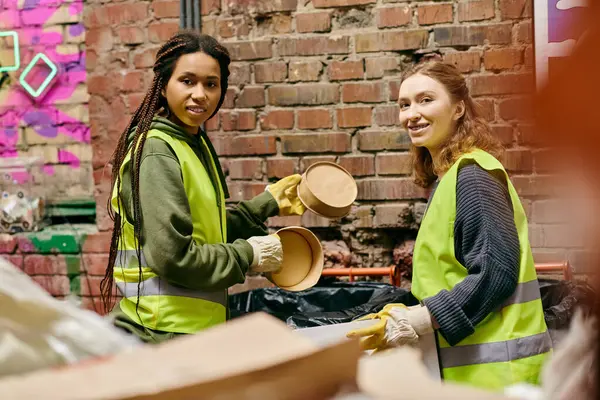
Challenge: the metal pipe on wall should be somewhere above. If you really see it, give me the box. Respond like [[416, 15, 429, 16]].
[[185, 0, 192, 29], [179, 0, 185, 28]]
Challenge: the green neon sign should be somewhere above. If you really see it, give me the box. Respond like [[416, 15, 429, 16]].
[[19, 53, 58, 98], [0, 31, 20, 73]]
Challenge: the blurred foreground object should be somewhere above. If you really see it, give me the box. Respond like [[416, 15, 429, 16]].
[[0, 256, 139, 378]]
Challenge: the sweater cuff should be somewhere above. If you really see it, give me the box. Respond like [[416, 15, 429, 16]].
[[423, 290, 474, 346]]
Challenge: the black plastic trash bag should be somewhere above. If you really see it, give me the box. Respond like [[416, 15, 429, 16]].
[[539, 278, 596, 330], [228, 281, 409, 323]]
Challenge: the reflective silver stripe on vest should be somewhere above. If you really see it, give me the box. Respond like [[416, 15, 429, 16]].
[[115, 249, 147, 268], [439, 331, 552, 369], [116, 276, 227, 306], [500, 280, 542, 309]]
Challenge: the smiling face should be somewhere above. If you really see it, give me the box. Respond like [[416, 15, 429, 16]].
[[162, 51, 222, 135], [398, 73, 464, 153]]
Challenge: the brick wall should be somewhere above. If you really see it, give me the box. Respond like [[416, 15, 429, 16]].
[[68, 0, 573, 309]]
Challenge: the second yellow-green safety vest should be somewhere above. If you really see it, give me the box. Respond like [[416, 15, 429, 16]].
[[111, 129, 228, 334], [412, 149, 552, 391]]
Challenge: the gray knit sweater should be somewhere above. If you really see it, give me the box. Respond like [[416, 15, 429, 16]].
[[421, 162, 521, 346]]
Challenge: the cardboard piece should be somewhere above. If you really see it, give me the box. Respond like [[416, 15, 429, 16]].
[[267, 226, 324, 292], [0, 313, 361, 400], [297, 162, 357, 219], [296, 320, 441, 381]]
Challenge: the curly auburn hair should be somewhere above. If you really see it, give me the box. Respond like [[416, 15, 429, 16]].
[[400, 61, 503, 188]]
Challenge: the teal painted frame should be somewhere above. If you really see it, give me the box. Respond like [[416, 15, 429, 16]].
[[0, 31, 20, 72], [19, 53, 58, 98]]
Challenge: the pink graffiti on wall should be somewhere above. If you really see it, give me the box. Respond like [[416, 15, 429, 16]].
[[0, 0, 88, 183]]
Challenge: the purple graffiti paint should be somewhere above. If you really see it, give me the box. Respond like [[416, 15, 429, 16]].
[[23, 0, 42, 9], [57, 150, 81, 168], [68, 23, 85, 37]]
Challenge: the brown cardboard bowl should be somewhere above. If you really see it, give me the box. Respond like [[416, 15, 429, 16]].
[[297, 162, 358, 219], [266, 226, 324, 292]]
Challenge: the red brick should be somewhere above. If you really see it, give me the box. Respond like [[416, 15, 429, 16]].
[[532, 149, 558, 173], [32, 275, 70, 296], [254, 62, 287, 83], [524, 47, 534, 69], [515, 21, 533, 44], [202, 17, 217, 36], [122, 70, 145, 93], [457, 0, 495, 22], [81, 297, 109, 315], [328, 61, 364, 81], [268, 84, 339, 106], [444, 51, 481, 73], [389, 80, 401, 101], [374, 204, 412, 228], [297, 109, 332, 129], [0, 235, 18, 253], [227, 0, 297, 14], [279, 37, 349, 56], [267, 216, 303, 228], [224, 40, 272, 61], [23, 255, 69, 275], [301, 212, 331, 228], [81, 253, 110, 276], [435, 24, 512, 46], [229, 63, 251, 85], [84, 8, 109, 28], [218, 17, 249, 38], [80, 276, 105, 297], [498, 97, 532, 121], [417, 3, 453, 25], [235, 86, 265, 108], [313, 0, 375, 7], [502, 149, 532, 172], [484, 48, 523, 71], [356, 30, 428, 52], [4, 255, 23, 270], [117, 26, 145, 45], [517, 124, 540, 146], [375, 105, 399, 126], [339, 155, 375, 177], [342, 82, 385, 103], [511, 176, 553, 197], [357, 178, 426, 200], [106, 3, 149, 25], [148, 21, 179, 43], [469, 74, 533, 96], [296, 12, 332, 33], [229, 158, 263, 180], [222, 87, 238, 109], [376, 153, 412, 175], [281, 133, 351, 154], [337, 107, 372, 128], [260, 110, 295, 130], [358, 130, 411, 151], [300, 156, 337, 171], [133, 47, 159, 69], [500, 0, 532, 19], [205, 114, 219, 131], [289, 60, 322, 82], [491, 124, 514, 145], [213, 135, 277, 156], [221, 110, 257, 131], [365, 57, 398, 79], [126, 92, 145, 114], [267, 158, 298, 178], [376, 5, 411, 28], [82, 232, 112, 253], [88, 74, 121, 100], [228, 182, 269, 202], [476, 99, 495, 121], [86, 27, 114, 52], [152, 0, 179, 18], [201, 0, 221, 15]]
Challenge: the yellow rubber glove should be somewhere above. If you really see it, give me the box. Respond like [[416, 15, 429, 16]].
[[347, 304, 432, 352], [266, 174, 306, 216]]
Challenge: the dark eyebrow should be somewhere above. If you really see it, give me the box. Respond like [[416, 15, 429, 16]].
[[179, 71, 220, 80]]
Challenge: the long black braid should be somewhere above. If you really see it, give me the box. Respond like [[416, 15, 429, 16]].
[[100, 31, 231, 316]]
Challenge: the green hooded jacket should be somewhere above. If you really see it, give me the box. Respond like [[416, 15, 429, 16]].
[[111, 117, 278, 342]]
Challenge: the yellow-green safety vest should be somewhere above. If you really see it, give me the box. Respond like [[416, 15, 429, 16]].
[[412, 149, 552, 391], [111, 129, 228, 334]]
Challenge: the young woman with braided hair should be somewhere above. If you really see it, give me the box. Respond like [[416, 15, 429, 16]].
[[100, 31, 305, 343]]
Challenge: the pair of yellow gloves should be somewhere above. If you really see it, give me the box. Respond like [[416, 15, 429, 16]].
[[266, 174, 306, 217], [346, 304, 434, 352]]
